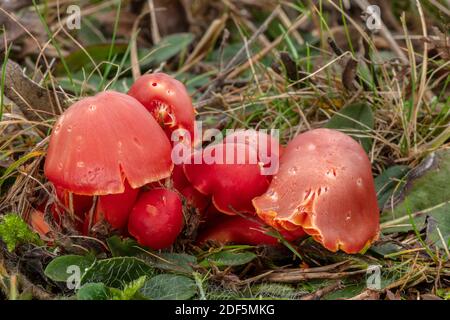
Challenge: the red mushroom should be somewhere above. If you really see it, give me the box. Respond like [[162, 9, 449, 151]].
[[198, 214, 306, 246], [184, 142, 269, 215], [223, 129, 281, 176], [253, 128, 379, 254], [182, 130, 279, 216], [44, 91, 173, 229], [128, 73, 195, 141], [198, 215, 279, 246], [128, 188, 183, 250]]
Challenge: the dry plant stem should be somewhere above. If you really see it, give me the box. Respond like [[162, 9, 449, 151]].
[[0, 7, 64, 116], [148, 0, 161, 44], [352, 0, 408, 63], [228, 14, 308, 79], [411, 0, 429, 153], [199, 5, 281, 100], [301, 281, 342, 300], [265, 269, 367, 283], [181, 14, 228, 72], [348, 289, 380, 300], [130, 9, 152, 80], [224, 0, 271, 47], [277, 7, 304, 45]]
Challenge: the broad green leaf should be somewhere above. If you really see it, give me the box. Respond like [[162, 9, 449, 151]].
[[325, 102, 374, 152], [200, 251, 257, 267], [45, 255, 95, 282], [106, 236, 141, 257], [149, 252, 197, 274], [77, 283, 109, 300], [381, 149, 450, 249], [138, 33, 194, 66], [139, 274, 197, 300], [55, 43, 129, 75], [81, 257, 154, 288], [369, 242, 403, 258], [324, 282, 366, 300], [375, 165, 409, 209]]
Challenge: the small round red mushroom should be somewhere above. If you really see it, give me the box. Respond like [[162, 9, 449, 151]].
[[128, 73, 195, 141], [253, 128, 379, 254], [183, 141, 270, 215], [128, 188, 183, 250]]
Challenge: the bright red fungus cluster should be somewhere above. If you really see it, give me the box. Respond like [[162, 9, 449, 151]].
[[42, 73, 380, 254]]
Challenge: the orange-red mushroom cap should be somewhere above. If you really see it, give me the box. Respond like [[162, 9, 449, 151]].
[[44, 91, 173, 195], [252, 128, 380, 254], [183, 141, 271, 215], [128, 73, 195, 140]]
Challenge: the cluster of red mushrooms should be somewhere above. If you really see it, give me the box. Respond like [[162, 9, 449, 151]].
[[32, 73, 380, 254]]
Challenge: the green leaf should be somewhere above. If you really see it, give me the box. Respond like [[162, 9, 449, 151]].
[[139, 274, 197, 300], [77, 283, 109, 300], [324, 282, 366, 300], [81, 257, 154, 288], [109, 276, 147, 300], [106, 236, 141, 257], [150, 252, 197, 274], [381, 149, 450, 249], [45, 255, 95, 282], [200, 251, 257, 267], [375, 165, 409, 209], [54, 43, 129, 75], [325, 102, 375, 152], [369, 242, 403, 258], [0, 213, 43, 251], [138, 33, 194, 67]]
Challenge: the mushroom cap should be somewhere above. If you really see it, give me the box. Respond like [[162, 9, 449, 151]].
[[197, 215, 279, 246], [96, 180, 139, 230], [183, 141, 271, 215], [253, 128, 380, 253], [128, 188, 183, 250], [223, 129, 281, 175], [128, 73, 195, 140], [44, 91, 173, 195]]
